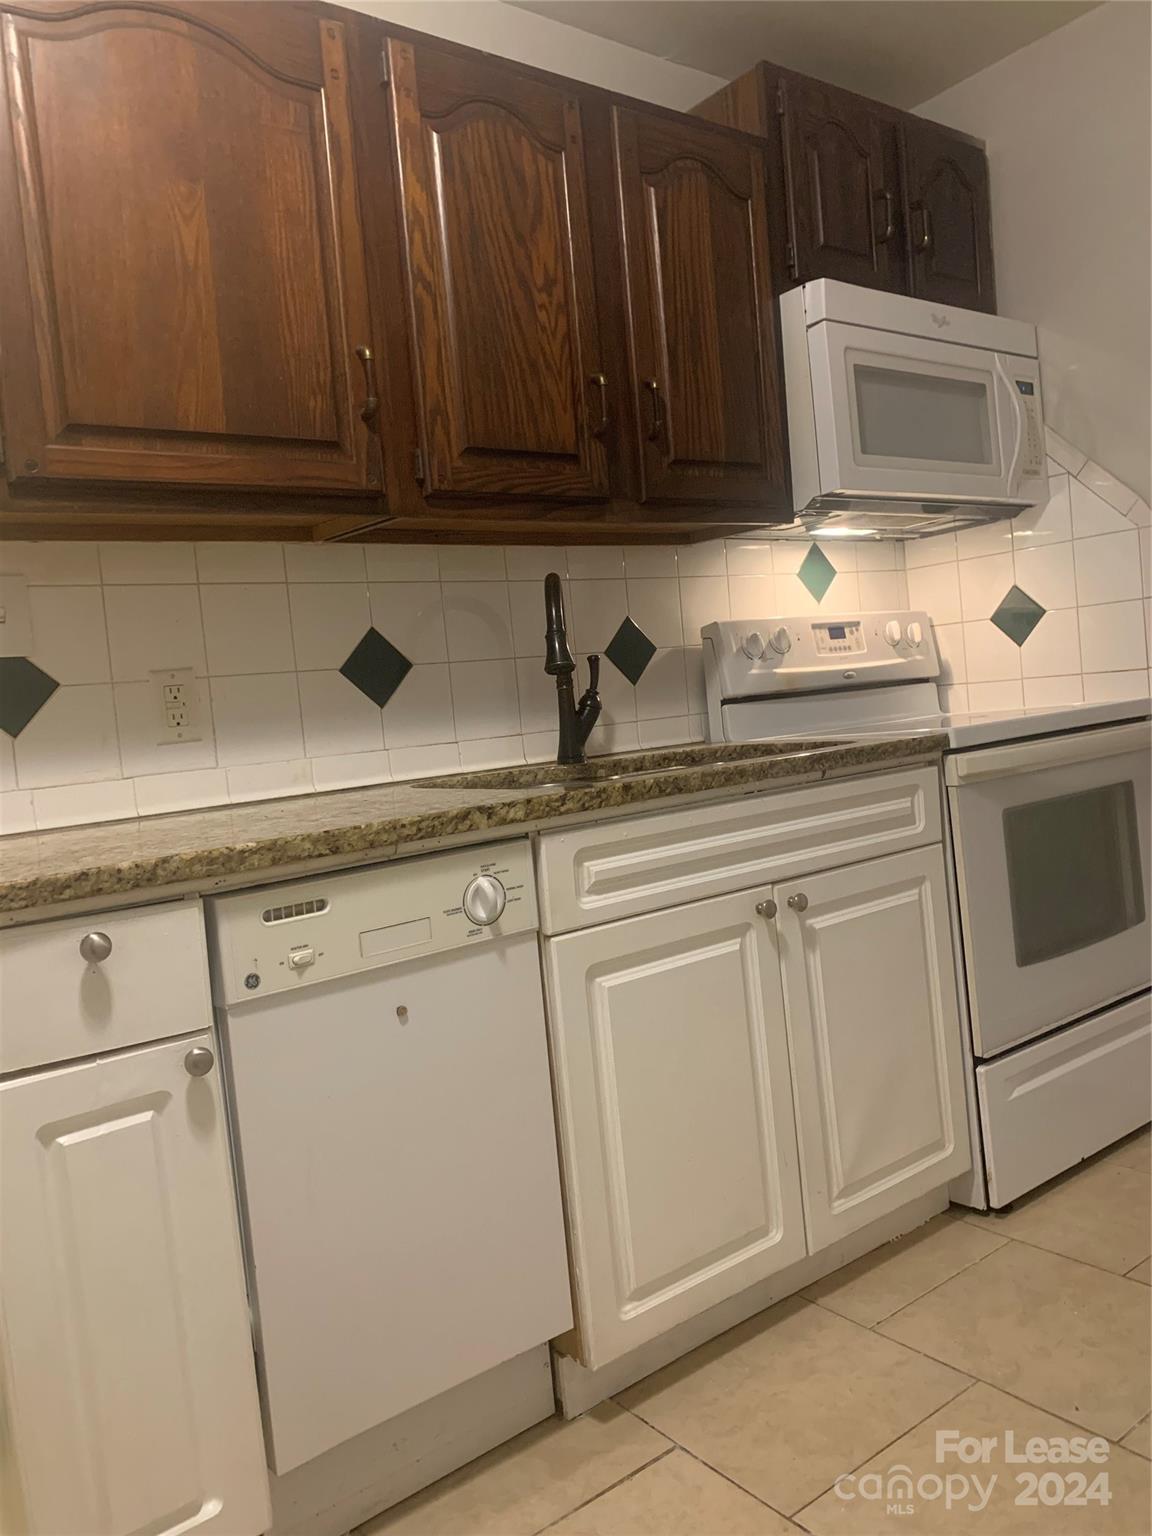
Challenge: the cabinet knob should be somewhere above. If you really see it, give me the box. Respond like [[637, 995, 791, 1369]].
[[787, 893, 809, 912], [754, 899, 777, 919], [184, 1046, 215, 1077], [79, 931, 112, 963]]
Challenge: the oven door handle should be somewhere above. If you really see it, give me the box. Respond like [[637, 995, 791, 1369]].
[[946, 721, 1150, 784]]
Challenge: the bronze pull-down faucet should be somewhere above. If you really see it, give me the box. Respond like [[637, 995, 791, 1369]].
[[543, 572, 601, 765]]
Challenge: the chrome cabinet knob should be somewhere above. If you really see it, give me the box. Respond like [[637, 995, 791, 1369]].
[[754, 899, 777, 919], [787, 893, 809, 912], [184, 1046, 215, 1077], [79, 931, 112, 963]]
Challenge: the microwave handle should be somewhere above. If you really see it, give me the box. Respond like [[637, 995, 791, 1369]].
[[994, 354, 1026, 498]]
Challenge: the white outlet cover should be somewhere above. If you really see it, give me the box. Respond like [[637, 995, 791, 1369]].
[[152, 666, 204, 745], [0, 574, 33, 657]]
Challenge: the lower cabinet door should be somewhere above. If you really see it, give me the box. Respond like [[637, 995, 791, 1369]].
[[0, 1034, 269, 1536], [544, 888, 806, 1368], [777, 845, 970, 1251]]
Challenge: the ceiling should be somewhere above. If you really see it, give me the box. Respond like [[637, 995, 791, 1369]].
[[508, 1, 1101, 108]]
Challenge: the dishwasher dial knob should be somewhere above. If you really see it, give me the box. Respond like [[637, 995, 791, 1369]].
[[288, 946, 315, 971], [905, 620, 924, 647], [463, 874, 507, 927], [884, 619, 903, 647], [768, 625, 792, 655], [742, 630, 765, 660]]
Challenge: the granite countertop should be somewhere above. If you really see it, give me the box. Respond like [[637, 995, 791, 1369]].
[[0, 735, 946, 920]]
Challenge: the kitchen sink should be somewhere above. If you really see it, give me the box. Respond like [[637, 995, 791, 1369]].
[[413, 740, 845, 793]]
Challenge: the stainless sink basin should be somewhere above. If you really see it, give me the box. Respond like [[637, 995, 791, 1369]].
[[413, 740, 845, 793]]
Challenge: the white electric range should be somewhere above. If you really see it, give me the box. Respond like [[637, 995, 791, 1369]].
[[702, 610, 1152, 1208]]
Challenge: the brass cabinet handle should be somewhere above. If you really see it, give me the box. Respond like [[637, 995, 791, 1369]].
[[588, 373, 608, 436], [755, 899, 777, 919], [354, 345, 380, 425], [874, 188, 895, 243], [642, 378, 665, 443], [787, 892, 809, 912]]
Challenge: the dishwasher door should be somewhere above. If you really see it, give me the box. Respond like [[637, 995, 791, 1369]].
[[220, 930, 571, 1474]]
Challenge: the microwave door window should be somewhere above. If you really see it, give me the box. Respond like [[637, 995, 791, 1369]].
[[1003, 782, 1146, 967], [846, 350, 1001, 474]]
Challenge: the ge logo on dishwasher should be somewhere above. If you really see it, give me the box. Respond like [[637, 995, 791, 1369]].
[[244, 972, 261, 990]]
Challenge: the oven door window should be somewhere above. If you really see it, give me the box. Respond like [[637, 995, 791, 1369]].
[[1004, 781, 1146, 966], [847, 350, 1000, 473]]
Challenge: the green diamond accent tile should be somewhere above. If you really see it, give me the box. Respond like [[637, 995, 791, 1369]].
[[0, 657, 58, 737], [991, 584, 1046, 646], [605, 616, 657, 686], [340, 627, 412, 708], [798, 542, 836, 603]]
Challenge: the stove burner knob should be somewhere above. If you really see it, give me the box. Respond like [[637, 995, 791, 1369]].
[[463, 874, 507, 927], [768, 626, 792, 655], [905, 621, 924, 647], [742, 630, 766, 660], [884, 619, 903, 647]]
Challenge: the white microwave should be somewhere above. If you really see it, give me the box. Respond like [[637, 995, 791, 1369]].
[[780, 280, 1048, 536]]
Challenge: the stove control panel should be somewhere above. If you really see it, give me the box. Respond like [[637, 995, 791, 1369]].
[[702, 609, 940, 710]]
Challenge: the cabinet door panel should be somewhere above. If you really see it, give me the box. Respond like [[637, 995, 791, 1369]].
[[614, 108, 789, 509], [0, 7, 374, 492], [777, 845, 970, 1251], [0, 1034, 269, 1536], [903, 123, 995, 313], [545, 888, 805, 1367], [781, 77, 904, 292], [390, 41, 607, 500]]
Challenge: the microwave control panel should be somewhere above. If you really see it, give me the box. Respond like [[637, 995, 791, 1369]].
[[1015, 379, 1045, 478]]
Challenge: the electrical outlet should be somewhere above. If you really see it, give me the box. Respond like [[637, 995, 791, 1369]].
[[153, 667, 203, 746]]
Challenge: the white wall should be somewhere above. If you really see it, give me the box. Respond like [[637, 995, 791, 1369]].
[[333, 1, 726, 109], [918, 1, 1151, 503]]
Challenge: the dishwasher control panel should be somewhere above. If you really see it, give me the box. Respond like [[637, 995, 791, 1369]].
[[207, 840, 535, 1005]]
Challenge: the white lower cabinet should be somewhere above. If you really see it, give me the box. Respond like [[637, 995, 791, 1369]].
[[544, 888, 807, 1369], [777, 844, 970, 1250], [1, 1033, 270, 1536], [544, 825, 971, 1371]]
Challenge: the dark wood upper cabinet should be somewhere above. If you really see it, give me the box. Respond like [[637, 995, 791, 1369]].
[[902, 121, 996, 313], [694, 60, 995, 314], [387, 40, 608, 503], [0, 3, 378, 493], [612, 108, 789, 510], [779, 77, 905, 293]]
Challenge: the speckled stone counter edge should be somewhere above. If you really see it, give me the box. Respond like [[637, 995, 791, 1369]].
[[0, 736, 946, 918]]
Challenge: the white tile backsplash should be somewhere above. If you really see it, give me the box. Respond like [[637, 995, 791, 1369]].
[[5, 446, 1147, 834], [210, 673, 304, 766], [99, 542, 196, 584], [27, 586, 111, 684], [297, 671, 385, 758], [1073, 530, 1143, 605], [288, 583, 371, 671], [200, 583, 295, 675], [104, 585, 207, 680]]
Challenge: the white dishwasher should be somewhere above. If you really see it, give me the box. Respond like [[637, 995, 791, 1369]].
[[206, 841, 572, 1476]]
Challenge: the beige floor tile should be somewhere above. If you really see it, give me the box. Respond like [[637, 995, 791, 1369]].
[[803, 1213, 1007, 1326], [1120, 1415, 1151, 1460], [361, 1403, 669, 1535], [798, 1382, 1151, 1535], [546, 1449, 799, 1535], [1101, 1126, 1151, 1174], [962, 1159, 1150, 1275], [1126, 1257, 1151, 1285], [878, 1242, 1151, 1441], [616, 1296, 968, 1516]]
